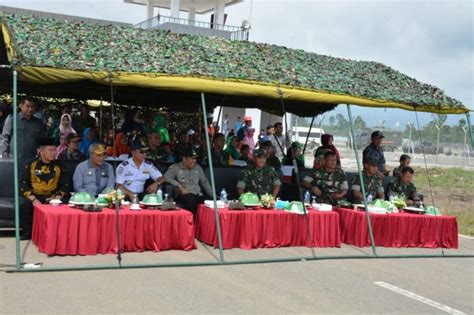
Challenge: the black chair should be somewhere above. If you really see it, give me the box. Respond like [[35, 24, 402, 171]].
[[204, 165, 245, 200], [0, 159, 30, 228]]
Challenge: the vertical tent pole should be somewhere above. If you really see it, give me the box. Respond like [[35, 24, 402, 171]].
[[109, 77, 122, 267], [302, 116, 315, 155], [346, 104, 377, 256], [13, 69, 21, 269], [201, 93, 225, 263], [466, 112, 473, 150]]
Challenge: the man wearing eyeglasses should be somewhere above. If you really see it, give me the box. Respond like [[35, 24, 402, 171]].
[[116, 138, 164, 200]]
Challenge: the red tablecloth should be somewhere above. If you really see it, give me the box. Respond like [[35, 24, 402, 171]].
[[195, 205, 340, 249], [336, 208, 458, 248], [32, 204, 196, 255]]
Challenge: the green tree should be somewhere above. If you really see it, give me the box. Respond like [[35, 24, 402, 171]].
[[353, 115, 367, 131], [328, 116, 335, 127]]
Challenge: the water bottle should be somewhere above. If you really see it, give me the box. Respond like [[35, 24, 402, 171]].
[[367, 194, 373, 204], [157, 187, 163, 201], [220, 188, 228, 204], [304, 190, 311, 204]]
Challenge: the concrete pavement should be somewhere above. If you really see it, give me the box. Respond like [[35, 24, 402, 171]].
[[1, 235, 473, 314]]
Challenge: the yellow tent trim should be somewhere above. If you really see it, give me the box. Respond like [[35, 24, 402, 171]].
[[16, 66, 468, 115], [1, 22, 14, 63]]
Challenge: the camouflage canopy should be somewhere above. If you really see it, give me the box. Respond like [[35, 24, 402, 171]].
[[0, 13, 469, 115]]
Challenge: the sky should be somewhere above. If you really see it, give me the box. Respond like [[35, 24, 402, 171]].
[[2, 0, 473, 128]]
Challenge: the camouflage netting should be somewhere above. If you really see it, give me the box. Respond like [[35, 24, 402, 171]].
[[0, 13, 468, 111]]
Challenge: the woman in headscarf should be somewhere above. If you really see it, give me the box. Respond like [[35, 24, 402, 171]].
[[282, 141, 305, 168], [79, 127, 97, 156], [224, 136, 240, 160], [151, 114, 170, 144], [106, 132, 130, 157], [314, 134, 341, 168], [243, 127, 256, 157], [55, 132, 71, 159], [53, 113, 76, 143]]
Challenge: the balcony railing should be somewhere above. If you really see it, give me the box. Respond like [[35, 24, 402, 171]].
[[135, 15, 249, 41]]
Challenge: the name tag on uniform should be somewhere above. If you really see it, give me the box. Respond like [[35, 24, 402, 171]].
[[125, 172, 133, 177], [101, 172, 108, 177], [143, 170, 150, 174]]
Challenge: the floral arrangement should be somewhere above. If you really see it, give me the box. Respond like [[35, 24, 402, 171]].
[[260, 194, 276, 209]]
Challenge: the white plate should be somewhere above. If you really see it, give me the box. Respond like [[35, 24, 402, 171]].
[[404, 206, 425, 213], [139, 202, 163, 206]]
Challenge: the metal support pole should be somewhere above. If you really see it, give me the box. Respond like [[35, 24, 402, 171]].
[[13, 70, 21, 269], [346, 104, 377, 256], [201, 93, 225, 262], [466, 113, 473, 150], [302, 116, 315, 155]]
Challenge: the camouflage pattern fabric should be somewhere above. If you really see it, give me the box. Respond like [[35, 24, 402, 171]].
[[237, 165, 281, 196]]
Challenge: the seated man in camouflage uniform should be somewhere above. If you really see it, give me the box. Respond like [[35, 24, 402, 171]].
[[392, 154, 411, 180], [146, 131, 171, 164], [303, 151, 348, 205], [387, 166, 418, 206], [20, 138, 67, 239], [260, 140, 281, 172], [202, 133, 230, 166], [237, 148, 281, 197], [352, 157, 385, 204]]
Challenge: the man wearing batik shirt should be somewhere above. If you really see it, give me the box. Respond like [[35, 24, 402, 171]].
[[352, 157, 385, 204], [303, 151, 348, 205], [20, 138, 67, 239]]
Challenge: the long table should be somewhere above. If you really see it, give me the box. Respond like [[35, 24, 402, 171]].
[[195, 205, 341, 249], [336, 207, 458, 248], [32, 204, 196, 255]]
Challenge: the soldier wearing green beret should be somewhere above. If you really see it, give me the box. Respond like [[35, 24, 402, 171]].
[[237, 148, 281, 197]]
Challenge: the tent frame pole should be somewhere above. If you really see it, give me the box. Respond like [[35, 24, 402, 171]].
[[302, 116, 315, 155], [466, 113, 473, 149], [6, 253, 473, 273], [346, 104, 377, 256], [201, 93, 225, 262], [13, 69, 21, 269]]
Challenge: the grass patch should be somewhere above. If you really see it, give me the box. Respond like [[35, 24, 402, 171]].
[[445, 210, 474, 236], [414, 167, 474, 236], [414, 167, 474, 191]]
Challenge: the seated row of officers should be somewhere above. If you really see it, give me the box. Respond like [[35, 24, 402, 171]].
[[18, 137, 417, 240]]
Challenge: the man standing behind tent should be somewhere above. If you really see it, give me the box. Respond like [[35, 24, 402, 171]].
[[1, 97, 44, 160], [363, 130, 390, 177], [237, 115, 252, 142], [270, 122, 290, 161]]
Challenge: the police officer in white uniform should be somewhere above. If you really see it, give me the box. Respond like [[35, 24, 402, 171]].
[[116, 138, 164, 200]]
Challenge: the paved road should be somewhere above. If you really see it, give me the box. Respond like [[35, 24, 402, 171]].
[[1, 236, 473, 314]]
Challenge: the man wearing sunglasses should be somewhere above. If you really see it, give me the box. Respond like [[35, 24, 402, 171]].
[[116, 138, 164, 200]]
